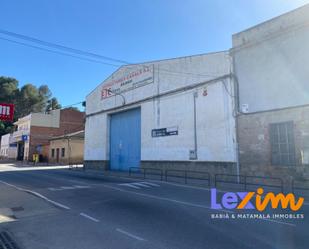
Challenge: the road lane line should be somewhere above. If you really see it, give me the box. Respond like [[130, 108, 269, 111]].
[[0, 180, 71, 210], [116, 228, 146, 241], [80, 212, 100, 222]]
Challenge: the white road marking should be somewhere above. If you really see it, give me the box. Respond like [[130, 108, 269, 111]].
[[118, 183, 141, 189], [260, 217, 296, 227], [0, 180, 71, 210], [80, 212, 100, 222], [116, 228, 146, 241], [105, 183, 233, 212], [140, 182, 160, 187], [73, 185, 91, 189], [118, 182, 160, 189], [47, 187, 59, 191], [60, 186, 75, 190], [47, 185, 91, 191], [130, 182, 151, 188]]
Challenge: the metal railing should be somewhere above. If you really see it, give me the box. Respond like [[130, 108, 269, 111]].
[[129, 167, 163, 181], [127, 168, 287, 192], [292, 179, 309, 193], [214, 174, 283, 192], [165, 169, 210, 186], [214, 174, 246, 189], [244, 175, 283, 192]]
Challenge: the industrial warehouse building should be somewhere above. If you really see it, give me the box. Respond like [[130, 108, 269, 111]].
[[84, 52, 237, 174], [84, 5, 309, 181]]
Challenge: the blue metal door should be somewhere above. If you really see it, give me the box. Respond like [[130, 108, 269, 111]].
[[110, 108, 141, 171]]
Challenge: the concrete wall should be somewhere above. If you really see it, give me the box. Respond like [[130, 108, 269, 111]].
[[85, 52, 237, 172], [31, 109, 60, 128], [232, 4, 309, 113], [0, 134, 17, 159], [0, 134, 10, 158]]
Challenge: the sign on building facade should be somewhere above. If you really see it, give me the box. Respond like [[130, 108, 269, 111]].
[[0, 103, 14, 122], [101, 65, 154, 99]]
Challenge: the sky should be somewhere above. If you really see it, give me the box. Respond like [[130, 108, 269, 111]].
[[0, 0, 309, 108]]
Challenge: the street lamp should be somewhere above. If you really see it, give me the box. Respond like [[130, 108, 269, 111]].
[[108, 89, 126, 106]]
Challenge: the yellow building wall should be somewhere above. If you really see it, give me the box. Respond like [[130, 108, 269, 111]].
[[49, 138, 84, 164]]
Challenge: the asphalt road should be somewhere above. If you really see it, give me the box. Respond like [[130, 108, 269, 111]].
[[0, 163, 308, 249]]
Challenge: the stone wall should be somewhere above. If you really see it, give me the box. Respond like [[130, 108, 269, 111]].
[[84, 160, 109, 171], [237, 105, 309, 181]]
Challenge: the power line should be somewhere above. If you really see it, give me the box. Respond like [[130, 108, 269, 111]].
[[0, 29, 129, 65], [62, 101, 85, 109], [0, 36, 120, 67], [0, 29, 221, 78]]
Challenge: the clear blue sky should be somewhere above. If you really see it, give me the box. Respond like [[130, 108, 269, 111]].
[[0, 0, 308, 108]]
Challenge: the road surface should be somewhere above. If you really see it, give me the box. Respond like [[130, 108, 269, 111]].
[[0, 163, 307, 249]]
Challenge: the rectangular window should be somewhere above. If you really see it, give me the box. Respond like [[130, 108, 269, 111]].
[[61, 148, 65, 157], [51, 149, 55, 158], [270, 121, 295, 166]]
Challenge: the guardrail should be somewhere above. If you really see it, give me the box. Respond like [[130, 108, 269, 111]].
[[165, 169, 210, 186]]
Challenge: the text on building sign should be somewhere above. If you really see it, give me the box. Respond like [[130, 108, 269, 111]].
[[0, 103, 14, 121]]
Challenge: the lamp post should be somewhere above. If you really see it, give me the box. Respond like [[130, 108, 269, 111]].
[[108, 89, 126, 106]]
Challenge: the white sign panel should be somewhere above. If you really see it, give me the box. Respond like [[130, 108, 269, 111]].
[[101, 65, 154, 99]]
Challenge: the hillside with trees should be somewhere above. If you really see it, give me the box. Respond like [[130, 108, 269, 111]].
[[0, 76, 61, 136]]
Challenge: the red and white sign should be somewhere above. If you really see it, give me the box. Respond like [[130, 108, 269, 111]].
[[0, 103, 14, 121], [101, 65, 154, 100]]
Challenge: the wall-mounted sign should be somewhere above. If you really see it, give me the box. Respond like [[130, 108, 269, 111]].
[[0, 103, 14, 122], [101, 65, 154, 100], [152, 126, 178, 137], [22, 135, 28, 142]]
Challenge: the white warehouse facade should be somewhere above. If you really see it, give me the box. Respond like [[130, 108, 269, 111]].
[[84, 52, 237, 174]]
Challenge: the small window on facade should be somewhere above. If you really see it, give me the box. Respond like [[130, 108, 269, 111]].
[[51, 149, 55, 158], [270, 121, 296, 166], [61, 148, 65, 157]]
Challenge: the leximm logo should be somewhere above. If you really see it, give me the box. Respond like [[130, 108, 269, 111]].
[[211, 188, 304, 211]]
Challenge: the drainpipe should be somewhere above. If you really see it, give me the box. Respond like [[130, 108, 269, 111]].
[[193, 91, 198, 160], [230, 53, 241, 183], [67, 136, 71, 166]]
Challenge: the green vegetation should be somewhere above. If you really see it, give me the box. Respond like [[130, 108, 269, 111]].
[[0, 76, 61, 136]]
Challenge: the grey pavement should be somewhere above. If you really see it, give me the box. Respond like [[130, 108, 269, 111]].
[[0, 163, 308, 249]]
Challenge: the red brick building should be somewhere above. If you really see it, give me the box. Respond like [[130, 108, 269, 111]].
[[13, 108, 84, 162]]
